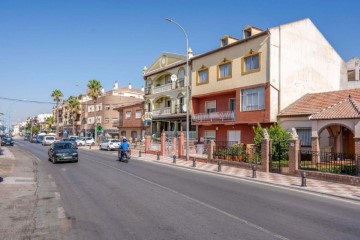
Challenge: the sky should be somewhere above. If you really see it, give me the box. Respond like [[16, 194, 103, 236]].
[[0, 0, 359, 124]]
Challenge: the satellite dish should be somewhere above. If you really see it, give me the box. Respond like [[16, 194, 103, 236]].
[[182, 104, 187, 112], [171, 74, 177, 82]]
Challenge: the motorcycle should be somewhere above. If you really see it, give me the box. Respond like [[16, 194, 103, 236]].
[[118, 149, 131, 163]]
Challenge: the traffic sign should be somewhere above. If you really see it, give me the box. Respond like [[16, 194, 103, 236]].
[[96, 125, 103, 132]]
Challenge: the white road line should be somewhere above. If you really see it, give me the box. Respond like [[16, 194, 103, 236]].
[[51, 181, 57, 188], [90, 159, 289, 240], [57, 207, 66, 219], [54, 192, 61, 200]]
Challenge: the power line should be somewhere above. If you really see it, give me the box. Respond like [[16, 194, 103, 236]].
[[0, 96, 55, 105]]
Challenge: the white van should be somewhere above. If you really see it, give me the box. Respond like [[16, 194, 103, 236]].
[[42, 135, 56, 146]]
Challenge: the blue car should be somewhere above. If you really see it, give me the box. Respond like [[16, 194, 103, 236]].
[[1, 137, 14, 146], [36, 135, 44, 143]]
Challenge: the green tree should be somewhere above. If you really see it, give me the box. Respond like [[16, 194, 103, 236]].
[[252, 122, 291, 160], [51, 89, 63, 137], [31, 125, 40, 136], [67, 96, 80, 136], [45, 116, 55, 132], [87, 79, 102, 142]]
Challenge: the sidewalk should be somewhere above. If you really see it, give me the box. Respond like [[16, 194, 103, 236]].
[[129, 149, 360, 202]]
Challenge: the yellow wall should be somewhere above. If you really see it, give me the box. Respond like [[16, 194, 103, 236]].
[[191, 34, 269, 96]]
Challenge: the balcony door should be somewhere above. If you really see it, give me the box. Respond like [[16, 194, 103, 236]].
[[205, 100, 216, 113], [227, 130, 241, 146]]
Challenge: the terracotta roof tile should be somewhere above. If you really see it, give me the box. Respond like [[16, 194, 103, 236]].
[[279, 89, 360, 117], [309, 97, 360, 120]]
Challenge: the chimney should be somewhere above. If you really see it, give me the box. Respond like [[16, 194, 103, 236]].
[[101, 88, 105, 94], [188, 48, 193, 59], [113, 81, 118, 89], [141, 86, 144, 92], [128, 83, 132, 89]]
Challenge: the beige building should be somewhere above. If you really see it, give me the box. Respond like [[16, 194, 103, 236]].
[[80, 82, 144, 140], [143, 53, 196, 139], [190, 18, 347, 144]]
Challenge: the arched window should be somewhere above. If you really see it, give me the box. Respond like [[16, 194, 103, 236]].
[[121, 131, 126, 137], [177, 68, 185, 87]]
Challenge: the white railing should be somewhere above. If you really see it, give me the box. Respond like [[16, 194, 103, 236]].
[[153, 83, 172, 94], [163, 131, 197, 140], [152, 107, 171, 117], [192, 111, 235, 122]]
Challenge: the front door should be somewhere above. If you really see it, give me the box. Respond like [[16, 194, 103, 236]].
[[227, 131, 240, 146]]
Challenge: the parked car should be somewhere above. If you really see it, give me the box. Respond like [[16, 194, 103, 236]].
[[1, 137, 14, 146], [48, 141, 78, 163], [24, 135, 31, 141], [42, 135, 56, 146], [76, 137, 95, 146], [61, 138, 77, 147], [30, 136, 38, 143], [100, 139, 120, 151], [36, 135, 45, 144]]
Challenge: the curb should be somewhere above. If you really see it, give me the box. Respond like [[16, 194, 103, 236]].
[[133, 156, 360, 203]]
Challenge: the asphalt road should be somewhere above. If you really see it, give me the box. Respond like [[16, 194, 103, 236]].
[[15, 140, 360, 240]]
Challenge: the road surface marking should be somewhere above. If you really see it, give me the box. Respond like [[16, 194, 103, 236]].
[[91, 159, 289, 240], [54, 192, 61, 200], [57, 207, 66, 219]]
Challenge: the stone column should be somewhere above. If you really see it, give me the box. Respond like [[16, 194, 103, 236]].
[[261, 139, 271, 172], [178, 132, 184, 157], [161, 132, 166, 156], [145, 135, 151, 153], [288, 139, 300, 175], [208, 140, 216, 161], [355, 138, 360, 176], [311, 137, 320, 164]]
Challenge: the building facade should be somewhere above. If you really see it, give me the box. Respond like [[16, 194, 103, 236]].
[[143, 53, 196, 139], [190, 18, 347, 145], [113, 101, 145, 142], [80, 82, 144, 140]]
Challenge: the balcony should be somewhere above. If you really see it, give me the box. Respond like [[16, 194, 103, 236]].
[[192, 111, 235, 123], [112, 120, 123, 127], [152, 107, 171, 117], [153, 83, 172, 94]]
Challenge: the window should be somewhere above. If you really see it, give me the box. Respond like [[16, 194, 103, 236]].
[[197, 66, 209, 85], [87, 117, 94, 124], [165, 75, 171, 84], [296, 128, 312, 147], [121, 131, 126, 137], [204, 130, 216, 143], [179, 96, 184, 113], [242, 51, 260, 74], [166, 99, 171, 108], [205, 100, 216, 113], [96, 104, 102, 111], [241, 87, 265, 111], [131, 131, 137, 139], [177, 68, 185, 87], [96, 116, 101, 123], [105, 105, 110, 110], [126, 111, 131, 119], [218, 60, 232, 80], [147, 102, 151, 112], [87, 106, 94, 112], [104, 117, 110, 123], [135, 110, 141, 119], [229, 99, 236, 112], [112, 118, 118, 124], [221, 38, 228, 47]]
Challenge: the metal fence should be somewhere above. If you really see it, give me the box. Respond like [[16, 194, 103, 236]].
[[213, 143, 261, 164], [299, 151, 357, 176]]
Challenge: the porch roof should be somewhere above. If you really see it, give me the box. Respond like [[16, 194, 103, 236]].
[[278, 89, 360, 118], [310, 96, 360, 120]]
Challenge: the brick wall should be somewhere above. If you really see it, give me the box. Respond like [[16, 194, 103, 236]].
[[295, 170, 360, 186]]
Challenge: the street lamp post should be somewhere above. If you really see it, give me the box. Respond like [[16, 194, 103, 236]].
[[165, 18, 190, 161]]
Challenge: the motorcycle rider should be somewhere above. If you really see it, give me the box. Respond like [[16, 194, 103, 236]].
[[119, 138, 129, 161]]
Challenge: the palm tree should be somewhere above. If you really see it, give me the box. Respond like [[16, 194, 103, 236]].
[[87, 79, 102, 142], [51, 89, 63, 137], [45, 116, 55, 132], [68, 96, 81, 135]]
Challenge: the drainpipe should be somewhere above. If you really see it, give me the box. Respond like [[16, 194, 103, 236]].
[[278, 25, 282, 114]]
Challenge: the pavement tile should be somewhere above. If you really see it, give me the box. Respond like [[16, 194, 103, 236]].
[[128, 149, 360, 202]]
